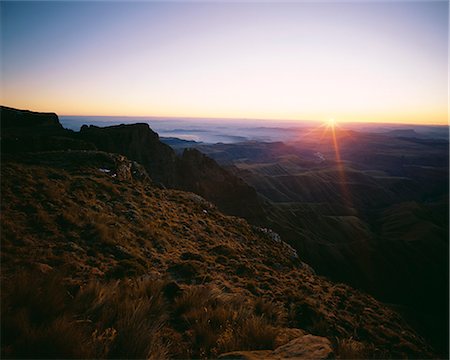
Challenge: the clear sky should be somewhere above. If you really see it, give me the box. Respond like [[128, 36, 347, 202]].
[[0, 1, 448, 124]]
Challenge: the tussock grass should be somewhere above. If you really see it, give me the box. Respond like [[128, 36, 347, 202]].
[[1, 154, 436, 359], [172, 285, 278, 358], [1, 272, 282, 359]]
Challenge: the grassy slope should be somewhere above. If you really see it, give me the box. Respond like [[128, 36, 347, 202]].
[[1, 151, 432, 358]]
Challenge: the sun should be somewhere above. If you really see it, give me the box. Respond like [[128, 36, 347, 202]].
[[326, 118, 337, 129]]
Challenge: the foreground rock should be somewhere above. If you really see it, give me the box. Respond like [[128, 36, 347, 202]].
[[219, 334, 333, 360]]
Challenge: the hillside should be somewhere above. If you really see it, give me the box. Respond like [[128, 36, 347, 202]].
[[79, 123, 267, 224], [178, 130, 449, 354], [0, 106, 441, 358], [1, 150, 433, 359], [1, 106, 266, 225]]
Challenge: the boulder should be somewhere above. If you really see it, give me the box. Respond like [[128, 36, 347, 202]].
[[219, 334, 333, 360]]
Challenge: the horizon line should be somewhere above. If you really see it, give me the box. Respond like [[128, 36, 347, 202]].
[[1, 104, 447, 126], [60, 113, 449, 127]]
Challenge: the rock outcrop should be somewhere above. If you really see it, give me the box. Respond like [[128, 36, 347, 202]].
[[1, 105, 62, 133], [78, 123, 267, 223], [219, 334, 333, 359], [79, 123, 178, 186], [178, 148, 266, 224], [0, 106, 94, 153]]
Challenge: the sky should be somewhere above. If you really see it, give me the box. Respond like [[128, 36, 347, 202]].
[[0, 1, 448, 125]]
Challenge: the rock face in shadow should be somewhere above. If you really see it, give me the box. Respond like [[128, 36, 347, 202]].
[[1, 106, 62, 133], [79, 123, 178, 186], [178, 148, 266, 224], [78, 123, 266, 223], [0, 106, 94, 153]]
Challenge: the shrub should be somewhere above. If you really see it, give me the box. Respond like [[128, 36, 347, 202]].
[[1, 272, 96, 358], [105, 259, 147, 279], [13, 316, 95, 359], [1, 272, 170, 359], [335, 337, 369, 359], [253, 298, 287, 326], [172, 285, 278, 358], [2, 272, 283, 359]]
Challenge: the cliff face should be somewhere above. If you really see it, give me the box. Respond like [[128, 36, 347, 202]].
[[79, 123, 178, 186], [0, 106, 94, 153], [1, 106, 62, 133], [178, 148, 266, 224], [78, 123, 266, 223]]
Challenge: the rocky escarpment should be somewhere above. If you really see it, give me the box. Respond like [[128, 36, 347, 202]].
[[79, 123, 178, 186], [78, 123, 267, 224], [0, 105, 62, 132], [1, 106, 266, 222], [0, 106, 94, 152], [178, 148, 266, 224]]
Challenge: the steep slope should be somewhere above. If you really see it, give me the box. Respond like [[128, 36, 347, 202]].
[[1, 107, 266, 224], [1, 150, 433, 358], [78, 123, 266, 224], [177, 148, 266, 224], [188, 136, 449, 355]]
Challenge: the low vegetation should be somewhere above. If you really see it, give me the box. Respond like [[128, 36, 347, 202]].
[[1, 271, 282, 359], [0, 151, 434, 358]]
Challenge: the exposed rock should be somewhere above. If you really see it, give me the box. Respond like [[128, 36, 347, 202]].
[[1, 106, 62, 132], [1, 106, 93, 153], [219, 334, 333, 360], [79, 123, 178, 185], [219, 350, 272, 359], [274, 328, 306, 347], [34, 262, 53, 274], [273, 335, 333, 359], [178, 148, 267, 224]]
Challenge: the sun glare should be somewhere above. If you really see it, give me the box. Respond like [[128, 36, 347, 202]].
[[327, 118, 337, 129]]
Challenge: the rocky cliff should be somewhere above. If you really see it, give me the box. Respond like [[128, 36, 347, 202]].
[[1, 107, 265, 222], [78, 122, 266, 223], [1, 105, 62, 132], [0, 106, 94, 152], [79, 123, 178, 186]]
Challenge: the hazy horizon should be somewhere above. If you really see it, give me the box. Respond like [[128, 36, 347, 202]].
[[1, 1, 448, 125], [59, 114, 449, 144]]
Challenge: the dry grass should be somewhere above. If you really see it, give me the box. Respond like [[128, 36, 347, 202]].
[[172, 285, 278, 358], [1, 272, 282, 359], [0, 152, 435, 359], [335, 337, 369, 359]]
